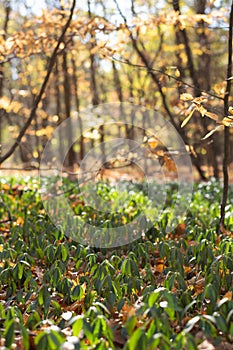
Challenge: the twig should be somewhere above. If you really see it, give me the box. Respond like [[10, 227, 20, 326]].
[[110, 56, 224, 101]]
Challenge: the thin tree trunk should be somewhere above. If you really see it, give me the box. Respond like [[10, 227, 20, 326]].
[[172, 0, 201, 96], [220, 1, 233, 230], [195, 0, 219, 178], [113, 0, 207, 180], [55, 60, 65, 164], [62, 49, 76, 167], [88, 0, 105, 164], [0, 0, 76, 164], [71, 51, 84, 162], [0, 1, 11, 158], [112, 60, 124, 138], [173, 0, 216, 179]]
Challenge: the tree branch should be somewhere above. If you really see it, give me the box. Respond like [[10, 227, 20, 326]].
[[110, 55, 224, 101], [113, 0, 208, 180], [0, 0, 76, 164]]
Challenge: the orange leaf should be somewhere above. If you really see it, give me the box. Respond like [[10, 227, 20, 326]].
[[148, 137, 159, 149], [222, 291, 232, 300], [175, 223, 186, 236]]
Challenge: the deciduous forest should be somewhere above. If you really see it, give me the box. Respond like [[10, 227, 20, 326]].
[[0, 0, 233, 349]]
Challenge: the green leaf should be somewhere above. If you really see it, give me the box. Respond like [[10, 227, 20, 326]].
[[18, 263, 24, 280], [48, 331, 64, 349], [128, 328, 147, 350], [61, 244, 68, 262], [4, 319, 15, 348], [18, 323, 29, 350], [125, 315, 137, 336], [117, 298, 125, 312], [72, 317, 83, 337]]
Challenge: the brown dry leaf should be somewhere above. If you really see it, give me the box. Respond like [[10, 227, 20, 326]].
[[121, 303, 136, 321], [219, 224, 233, 236], [23, 312, 30, 324], [107, 319, 127, 346], [205, 111, 219, 121], [186, 240, 199, 248], [66, 300, 83, 313], [215, 342, 233, 350], [175, 223, 186, 236], [33, 266, 44, 284], [0, 292, 7, 300], [188, 277, 205, 295], [184, 266, 193, 274], [163, 155, 177, 172], [154, 262, 164, 273]]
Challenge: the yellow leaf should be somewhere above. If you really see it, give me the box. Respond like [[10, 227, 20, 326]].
[[175, 68, 180, 77], [181, 108, 195, 128], [219, 116, 233, 127], [196, 104, 207, 117], [15, 217, 24, 226], [202, 125, 224, 140], [228, 106, 233, 115], [180, 93, 193, 101]]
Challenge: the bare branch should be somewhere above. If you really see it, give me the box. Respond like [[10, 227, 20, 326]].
[[110, 55, 224, 101]]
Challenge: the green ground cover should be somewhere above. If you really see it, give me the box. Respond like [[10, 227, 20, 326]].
[[0, 177, 232, 349]]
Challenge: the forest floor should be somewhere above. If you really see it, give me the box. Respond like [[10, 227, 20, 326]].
[[0, 173, 233, 349]]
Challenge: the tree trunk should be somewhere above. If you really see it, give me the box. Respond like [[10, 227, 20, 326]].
[[71, 50, 84, 162], [88, 0, 105, 164], [220, 0, 233, 230], [62, 49, 76, 167], [0, 1, 11, 158]]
